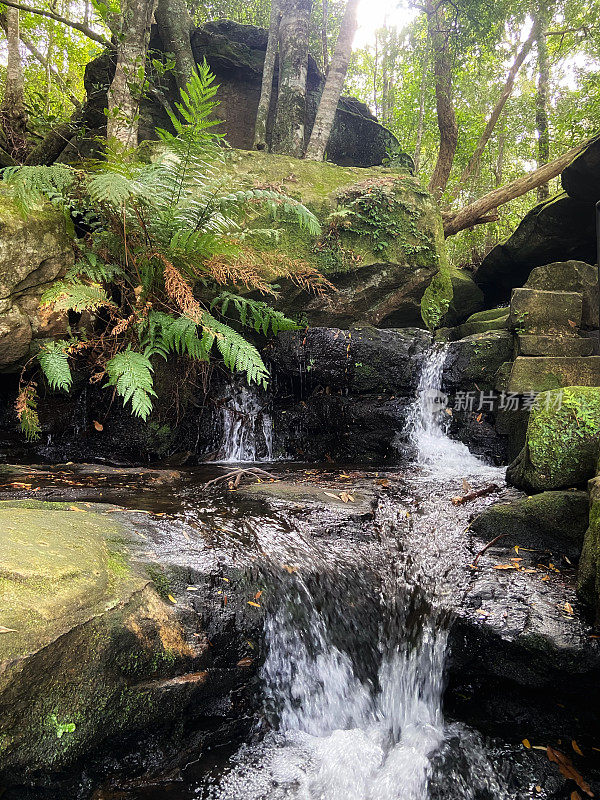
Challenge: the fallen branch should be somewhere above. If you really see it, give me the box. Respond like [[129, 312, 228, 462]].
[[470, 532, 508, 569], [451, 482, 499, 505], [204, 467, 276, 488]]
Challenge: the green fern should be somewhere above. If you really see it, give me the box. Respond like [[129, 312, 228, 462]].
[[200, 312, 270, 388], [41, 281, 114, 313], [140, 311, 212, 361], [211, 292, 299, 336], [66, 254, 125, 284], [104, 348, 157, 420], [219, 189, 321, 236], [37, 341, 72, 391], [0, 164, 76, 214]]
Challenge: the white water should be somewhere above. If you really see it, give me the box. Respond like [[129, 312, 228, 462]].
[[406, 343, 502, 480], [219, 385, 273, 462], [203, 345, 509, 800]]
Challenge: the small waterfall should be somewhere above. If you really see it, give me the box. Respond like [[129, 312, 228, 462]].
[[406, 343, 498, 479], [219, 385, 273, 463]]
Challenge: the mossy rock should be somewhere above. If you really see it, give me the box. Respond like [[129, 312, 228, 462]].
[[578, 473, 600, 617], [443, 331, 514, 392], [0, 501, 201, 786], [456, 307, 509, 338], [441, 267, 484, 327], [219, 150, 447, 328], [507, 387, 600, 491]]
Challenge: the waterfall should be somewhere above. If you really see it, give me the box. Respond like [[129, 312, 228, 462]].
[[219, 385, 273, 463], [406, 343, 500, 479]]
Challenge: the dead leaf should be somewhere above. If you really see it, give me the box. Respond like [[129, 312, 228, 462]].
[[546, 746, 594, 797], [0, 626, 17, 634], [568, 319, 577, 328], [494, 564, 518, 570], [237, 657, 253, 667], [282, 564, 297, 574], [93, 420, 104, 432], [323, 491, 341, 500], [564, 602, 574, 615], [69, 505, 86, 513], [254, 590, 263, 600], [247, 601, 261, 608], [573, 741, 584, 757], [572, 791, 583, 800], [476, 413, 483, 423], [522, 739, 532, 749], [340, 492, 355, 503], [168, 594, 177, 604]]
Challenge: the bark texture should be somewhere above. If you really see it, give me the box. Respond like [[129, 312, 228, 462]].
[[106, 0, 158, 148], [321, 0, 329, 73], [443, 140, 587, 237], [460, 29, 535, 186], [0, 8, 28, 161], [271, 0, 313, 157], [426, 0, 458, 199], [253, 0, 281, 150], [304, 0, 360, 161], [155, 0, 196, 88], [413, 47, 428, 174]]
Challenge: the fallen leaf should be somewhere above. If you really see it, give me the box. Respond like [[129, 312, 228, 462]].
[[340, 492, 355, 503], [522, 739, 532, 749], [514, 546, 520, 554], [494, 564, 518, 570], [476, 413, 483, 423], [237, 657, 253, 667], [568, 319, 577, 328], [323, 491, 341, 500], [282, 564, 297, 574], [462, 478, 472, 493], [69, 506, 86, 513], [573, 740, 584, 756], [247, 601, 261, 608], [564, 602, 574, 615], [0, 626, 17, 634], [93, 420, 104, 432], [186, 586, 199, 592], [546, 746, 594, 797], [572, 791, 583, 800], [254, 590, 263, 600], [168, 594, 177, 604]]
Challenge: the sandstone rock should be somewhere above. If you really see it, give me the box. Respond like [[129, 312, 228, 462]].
[[507, 387, 600, 491], [503, 356, 600, 394], [508, 288, 583, 336], [515, 334, 598, 357], [524, 260, 599, 329], [443, 331, 514, 392], [578, 472, 600, 618], [455, 306, 509, 338]]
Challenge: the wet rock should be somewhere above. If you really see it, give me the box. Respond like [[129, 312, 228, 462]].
[[501, 355, 600, 394], [239, 479, 376, 521], [442, 268, 484, 327], [455, 307, 509, 339], [507, 387, 600, 491], [443, 331, 514, 392], [524, 260, 599, 330], [267, 326, 431, 395], [578, 472, 600, 619]]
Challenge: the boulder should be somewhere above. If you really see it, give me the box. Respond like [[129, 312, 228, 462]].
[[0, 195, 73, 371], [0, 499, 259, 792], [578, 472, 600, 618], [442, 267, 484, 327], [502, 355, 600, 394], [507, 387, 600, 491], [71, 20, 403, 170], [267, 326, 431, 395], [515, 334, 598, 358], [218, 151, 446, 327], [524, 260, 599, 329], [475, 193, 596, 306], [508, 288, 583, 336], [455, 306, 509, 338], [561, 134, 600, 202], [443, 331, 514, 392]]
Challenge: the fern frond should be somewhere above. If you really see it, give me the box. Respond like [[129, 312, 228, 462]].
[[141, 311, 212, 362], [200, 311, 269, 388], [15, 382, 41, 441], [211, 292, 299, 337], [37, 340, 73, 391], [1, 164, 76, 214], [104, 347, 157, 420], [218, 189, 321, 236], [41, 281, 115, 313], [66, 253, 125, 284]]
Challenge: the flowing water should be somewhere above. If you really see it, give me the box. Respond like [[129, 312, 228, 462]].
[[185, 346, 509, 800], [219, 385, 273, 462]]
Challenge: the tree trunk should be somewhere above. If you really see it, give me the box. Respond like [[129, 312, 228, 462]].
[[106, 0, 158, 149], [155, 0, 196, 89], [426, 0, 458, 199], [443, 140, 587, 237], [321, 0, 329, 73], [413, 46, 428, 174], [0, 8, 28, 161], [535, 0, 551, 201], [271, 0, 312, 157], [460, 29, 535, 186], [253, 0, 281, 150], [304, 0, 360, 161]]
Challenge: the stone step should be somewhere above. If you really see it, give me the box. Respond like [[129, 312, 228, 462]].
[[500, 356, 600, 394], [509, 288, 583, 336], [515, 334, 600, 358]]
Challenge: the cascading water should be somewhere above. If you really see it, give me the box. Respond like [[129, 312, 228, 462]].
[[219, 385, 273, 462]]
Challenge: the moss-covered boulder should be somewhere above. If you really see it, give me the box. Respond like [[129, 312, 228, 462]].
[[455, 307, 509, 339], [507, 387, 600, 491], [443, 331, 514, 392], [221, 150, 447, 328], [578, 472, 600, 618], [0, 500, 206, 786], [0, 194, 73, 370]]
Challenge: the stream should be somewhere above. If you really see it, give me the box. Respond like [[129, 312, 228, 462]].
[[114, 346, 526, 800]]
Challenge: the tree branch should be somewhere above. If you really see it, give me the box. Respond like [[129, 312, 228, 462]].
[[18, 31, 82, 108], [443, 139, 590, 237], [0, 0, 108, 44]]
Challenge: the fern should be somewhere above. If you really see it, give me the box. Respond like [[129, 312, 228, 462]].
[[104, 348, 157, 420], [200, 312, 270, 388], [219, 189, 321, 236], [16, 383, 42, 441], [66, 254, 125, 284], [140, 311, 212, 361], [37, 341, 72, 391], [0, 164, 76, 214], [211, 292, 299, 336], [41, 281, 114, 313]]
